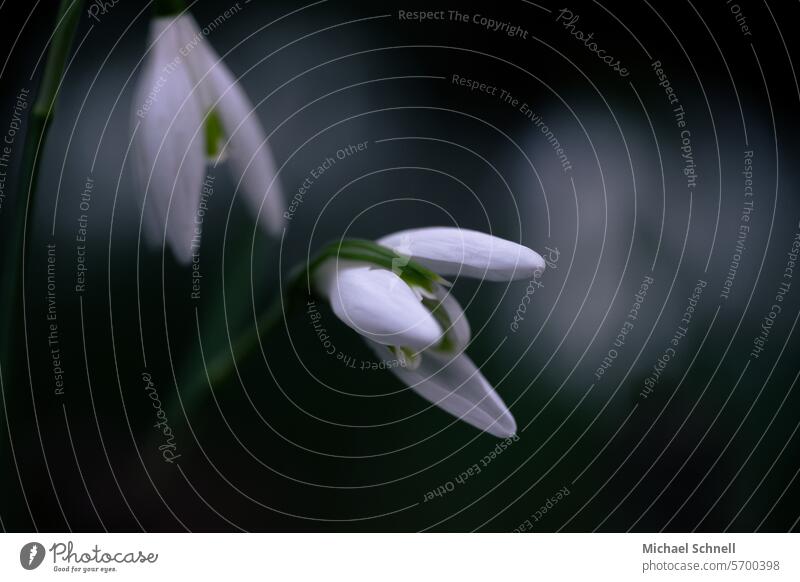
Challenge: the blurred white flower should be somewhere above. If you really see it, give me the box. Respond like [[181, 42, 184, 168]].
[[131, 12, 284, 263], [314, 227, 545, 437]]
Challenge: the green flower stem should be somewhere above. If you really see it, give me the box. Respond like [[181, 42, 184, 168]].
[[192, 239, 443, 390], [159, 262, 295, 449], [0, 0, 85, 386], [153, 0, 186, 17], [201, 291, 288, 389]]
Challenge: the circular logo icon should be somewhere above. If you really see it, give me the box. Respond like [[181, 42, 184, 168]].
[[19, 542, 46, 570]]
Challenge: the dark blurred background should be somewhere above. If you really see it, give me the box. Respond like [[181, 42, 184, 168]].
[[1, 0, 799, 532]]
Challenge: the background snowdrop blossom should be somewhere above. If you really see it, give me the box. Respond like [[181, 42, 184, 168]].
[[314, 228, 545, 437], [131, 10, 284, 263]]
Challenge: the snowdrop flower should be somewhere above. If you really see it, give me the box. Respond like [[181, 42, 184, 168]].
[[131, 8, 284, 263], [313, 227, 545, 437]]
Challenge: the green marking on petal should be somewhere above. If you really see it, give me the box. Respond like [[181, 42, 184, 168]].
[[204, 108, 227, 161], [389, 346, 421, 370], [422, 297, 456, 353]]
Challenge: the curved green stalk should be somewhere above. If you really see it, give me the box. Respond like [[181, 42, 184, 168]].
[[0, 0, 85, 389], [154, 0, 186, 17], [200, 290, 287, 389], [189, 239, 443, 391]]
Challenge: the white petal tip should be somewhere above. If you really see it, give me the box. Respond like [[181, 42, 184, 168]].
[[520, 248, 547, 278], [486, 415, 517, 438], [169, 238, 194, 265], [263, 214, 286, 238]]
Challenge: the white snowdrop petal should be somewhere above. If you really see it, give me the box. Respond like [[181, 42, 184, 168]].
[[369, 343, 516, 438], [316, 261, 443, 350], [132, 18, 178, 246], [131, 16, 206, 264], [378, 227, 545, 282], [188, 17, 286, 236]]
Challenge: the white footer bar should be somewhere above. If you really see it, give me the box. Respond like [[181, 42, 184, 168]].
[[1, 533, 797, 581]]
